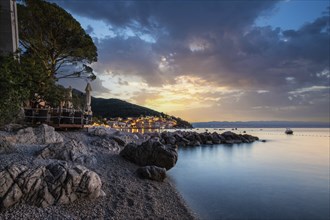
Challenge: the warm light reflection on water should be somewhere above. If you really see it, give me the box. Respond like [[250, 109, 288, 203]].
[[119, 128, 163, 134], [169, 128, 330, 220]]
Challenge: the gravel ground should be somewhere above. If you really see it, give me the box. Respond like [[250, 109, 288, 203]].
[[0, 130, 198, 220]]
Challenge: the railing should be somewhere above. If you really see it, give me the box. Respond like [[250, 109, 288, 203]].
[[24, 108, 92, 128]]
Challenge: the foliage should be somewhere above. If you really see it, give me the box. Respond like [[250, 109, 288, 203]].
[[72, 92, 85, 111], [0, 55, 29, 125], [0, 54, 71, 125], [17, 0, 97, 80]]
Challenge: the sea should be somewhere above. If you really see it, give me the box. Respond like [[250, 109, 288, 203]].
[[168, 128, 330, 220]]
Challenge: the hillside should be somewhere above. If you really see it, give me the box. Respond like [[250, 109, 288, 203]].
[[91, 97, 160, 118], [71, 89, 192, 127], [91, 97, 192, 128]]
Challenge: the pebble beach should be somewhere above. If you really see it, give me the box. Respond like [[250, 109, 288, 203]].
[[0, 126, 198, 220]]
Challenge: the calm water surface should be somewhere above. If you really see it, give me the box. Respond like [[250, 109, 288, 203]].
[[169, 128, 330, 220]]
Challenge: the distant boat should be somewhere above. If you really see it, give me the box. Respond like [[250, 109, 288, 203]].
[[285, 128, 293, 135]]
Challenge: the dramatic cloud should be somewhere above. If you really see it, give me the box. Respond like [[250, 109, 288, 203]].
[[50, 0, 330, 122]]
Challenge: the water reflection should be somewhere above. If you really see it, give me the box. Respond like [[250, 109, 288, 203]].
[[119, 128, 162, 134], [169, 128, 330, 220]]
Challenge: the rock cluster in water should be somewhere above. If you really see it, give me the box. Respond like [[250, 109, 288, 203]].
[[114, 128, 259, 181], [158, 130, 259, 146]]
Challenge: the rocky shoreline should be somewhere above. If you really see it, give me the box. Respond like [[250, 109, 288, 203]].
[[0, 124, 259, 219]]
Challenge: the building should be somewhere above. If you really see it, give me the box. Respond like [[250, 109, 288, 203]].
[[0, 0, 19, 55]]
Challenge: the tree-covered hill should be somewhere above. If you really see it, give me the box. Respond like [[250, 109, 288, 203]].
[[72, 89, 192, 128], [91, 97, 192, 128], [91, 97, 160, 118]]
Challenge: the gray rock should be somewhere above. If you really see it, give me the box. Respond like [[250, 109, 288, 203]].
[[14, 124, 63, 145], [37, 139, 96, 166], [211, 132, 221, 144], [34, 124, 63, 144], [0, 162, 103, 210], [220, 131, 258, 144], [161, 132, 177, 145], [15, 127, 37, 144], [88, 127, 117, 137], [1, 183, 22, 209], [0, 124, 24, 132], [91, 138, 121, 152], [0, 137, 16, 154], [120, 139, 178, 170], [158, 130, 258, 147], [110, 136, 126, 147], [136, 166, 166, 182]]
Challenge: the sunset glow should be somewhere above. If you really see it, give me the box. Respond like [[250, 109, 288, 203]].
[[55, 0, 329, 122]]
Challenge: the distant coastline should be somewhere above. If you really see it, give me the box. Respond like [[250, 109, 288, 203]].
[[192, 121, 330, 128]]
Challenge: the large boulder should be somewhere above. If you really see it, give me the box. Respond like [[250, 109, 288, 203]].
[[91, 138, 122, 153], [15, 127, 37, 144], [120, 139, 178, 170], [14, 124, 63, 145], [37, 139, 96, 166], [34, 124, 63, 144], [136, 166, 166, 182], [0, 162, 104, 210]]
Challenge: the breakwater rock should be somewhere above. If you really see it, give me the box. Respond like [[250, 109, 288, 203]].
[[119, 129, 258, 179], [157, 130, 259, 147]]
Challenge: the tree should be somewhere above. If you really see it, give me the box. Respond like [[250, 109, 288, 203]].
[[0, 55, 29, 125], [17, 0, 97, 80]]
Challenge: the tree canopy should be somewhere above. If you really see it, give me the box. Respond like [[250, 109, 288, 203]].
[[0, 55, 29, 125], [17, 0, 97, 80]]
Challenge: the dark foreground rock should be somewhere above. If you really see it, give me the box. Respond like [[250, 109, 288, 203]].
[[0, 162, 104, 210], [136, 166, 167, 182], [120, 139, 178, 170]]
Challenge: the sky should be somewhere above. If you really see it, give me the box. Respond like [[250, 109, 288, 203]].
[[51, 0, 330, 123]]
